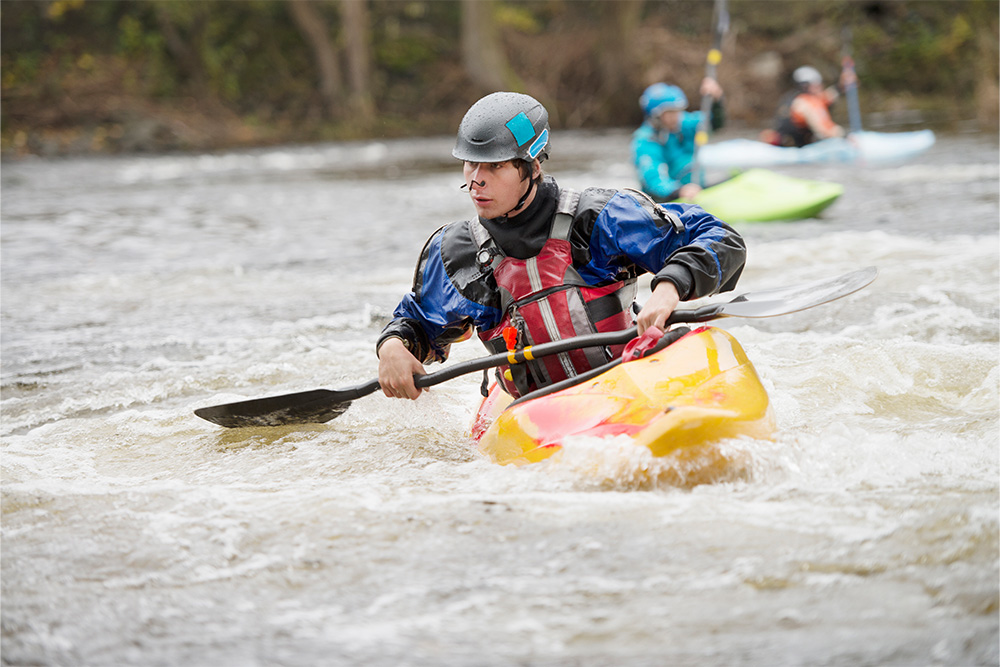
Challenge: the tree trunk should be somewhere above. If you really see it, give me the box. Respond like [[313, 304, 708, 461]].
[[461, 0, 506, 93], [598, 1, 643, 104], [565, 0, 643, 127], [341, 0, 375, 120], [286, 0, 343, 119], [973, 2, 999, 131]]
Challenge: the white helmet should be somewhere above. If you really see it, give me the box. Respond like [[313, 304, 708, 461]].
[[793, 66, 823, 86]]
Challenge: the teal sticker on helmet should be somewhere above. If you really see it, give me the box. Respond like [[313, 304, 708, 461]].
[[505, 112, 535, 147]]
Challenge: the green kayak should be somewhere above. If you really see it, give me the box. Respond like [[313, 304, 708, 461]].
[[686, 168, 844, 222]]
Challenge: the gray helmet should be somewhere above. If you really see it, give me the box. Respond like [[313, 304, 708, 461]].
[[452, 92, 550, 163]]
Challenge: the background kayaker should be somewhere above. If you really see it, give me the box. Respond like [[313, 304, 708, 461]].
[[376, 92, 745, 401], [630, 78, 725, 203], [761, 65, 857, 147]]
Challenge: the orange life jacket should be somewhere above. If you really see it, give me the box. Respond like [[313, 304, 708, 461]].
[[789, 92, 839, 138]]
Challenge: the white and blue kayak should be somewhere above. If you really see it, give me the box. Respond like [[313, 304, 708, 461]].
[[698, 130, 935, 170]]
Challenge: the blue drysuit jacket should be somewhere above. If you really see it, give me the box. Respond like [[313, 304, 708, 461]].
[[378, 177, 745, 364]]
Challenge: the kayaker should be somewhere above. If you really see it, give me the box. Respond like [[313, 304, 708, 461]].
[[377, 91, 745, 401], [630, 78, 725, 202], [762, 65, 855, 147]]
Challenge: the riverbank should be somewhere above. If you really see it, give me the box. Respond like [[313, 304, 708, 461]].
[[3, 1, 995, 160], [2, 70, 973, 160]]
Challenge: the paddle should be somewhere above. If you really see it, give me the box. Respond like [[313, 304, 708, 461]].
[[841, 27, 863, 134], [692, 0, 729, 183], [194, 267, 877, 428]]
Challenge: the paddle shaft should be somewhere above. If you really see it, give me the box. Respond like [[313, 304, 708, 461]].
[[194, 267, 877, 428], [193, 306, 721, 427], [841, 27, 863, 133], [335, 303, 727, 396], [693, 0, 729, 181]]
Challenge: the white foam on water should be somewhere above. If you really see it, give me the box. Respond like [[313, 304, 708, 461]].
[[869, 162, 1000, 183], [3, 133, 997, 666]]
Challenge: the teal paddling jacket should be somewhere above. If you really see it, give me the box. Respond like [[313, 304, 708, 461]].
[[378, 177, 746, 365], [631, 101, 724, 202]]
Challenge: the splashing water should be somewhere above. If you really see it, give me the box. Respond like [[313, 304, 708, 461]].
[[3, 131, 997, 665]]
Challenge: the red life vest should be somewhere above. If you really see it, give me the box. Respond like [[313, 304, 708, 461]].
[[474, 189, 637, 397]]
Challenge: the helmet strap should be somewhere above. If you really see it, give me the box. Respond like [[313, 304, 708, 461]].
[[501, 162, 541, 219], [507, 176, 536, 217]]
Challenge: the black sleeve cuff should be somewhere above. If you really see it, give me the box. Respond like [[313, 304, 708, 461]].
[[376, 319, 431, 362], [650, 264, 695, 301]]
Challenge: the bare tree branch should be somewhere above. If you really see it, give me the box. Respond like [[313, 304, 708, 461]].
[[461, 0, 506, 93], [287, 0, 343, 119], [341, 0, 375, 119]]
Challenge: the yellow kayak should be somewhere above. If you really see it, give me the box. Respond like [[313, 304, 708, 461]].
[[470, 326, 775, 466]]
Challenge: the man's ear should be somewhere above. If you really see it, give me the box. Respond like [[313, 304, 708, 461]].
[[532, 159, 542, 179]]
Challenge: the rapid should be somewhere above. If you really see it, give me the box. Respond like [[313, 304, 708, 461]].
[[2, 129, 998, 666]]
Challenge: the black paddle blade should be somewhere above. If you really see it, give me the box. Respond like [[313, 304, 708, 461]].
[[194, 389, 350, 428]]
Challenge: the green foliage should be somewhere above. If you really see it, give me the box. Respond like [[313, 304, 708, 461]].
[[857, 5, 981, 97], [117, 13, 161, 57], [372, 0, 456, 76], [1, 0, 994, 155], [2, 52, 40, 90], [116, 10, 174, 97], [45, 0, 86, 21], [494, 3, 541, 34], [375, 34, 444, 75]]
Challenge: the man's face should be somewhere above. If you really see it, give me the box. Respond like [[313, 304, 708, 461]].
[[658, 109, 682, 132], [463, 160, 531, 219]]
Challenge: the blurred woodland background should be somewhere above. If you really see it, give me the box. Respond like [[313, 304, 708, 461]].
[[2, 0, 998, 157]]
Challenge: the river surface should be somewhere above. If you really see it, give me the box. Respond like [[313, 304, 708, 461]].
[[2, 129, 998, 666]]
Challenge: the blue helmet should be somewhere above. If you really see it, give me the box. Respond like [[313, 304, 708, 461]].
[[640, 83, 688, 117]]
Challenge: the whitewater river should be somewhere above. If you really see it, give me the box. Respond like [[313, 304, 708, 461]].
[[2, 129, 998, 666]]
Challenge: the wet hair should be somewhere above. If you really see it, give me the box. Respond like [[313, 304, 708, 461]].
[[515, 158, 541, 182]]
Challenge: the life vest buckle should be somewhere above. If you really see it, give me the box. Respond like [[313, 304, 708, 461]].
[[476, 248, 495, 268]]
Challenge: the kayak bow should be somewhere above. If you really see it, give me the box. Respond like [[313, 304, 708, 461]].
[[689, 169, 843, 222], [472, 326, 774, 466]]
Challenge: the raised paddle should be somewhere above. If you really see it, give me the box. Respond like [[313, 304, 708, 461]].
[[692, 0, 729, 183], [194, 266, 877, 428], [841, 27, 863, 134]]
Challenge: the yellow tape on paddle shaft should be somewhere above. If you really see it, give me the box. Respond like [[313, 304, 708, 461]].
[[507, 346, 535, 364], [707, 48, 722, 65]]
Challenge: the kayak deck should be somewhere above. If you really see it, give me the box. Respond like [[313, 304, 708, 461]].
[[689, 168, 843, 222], [471, 326, 775, 466]]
